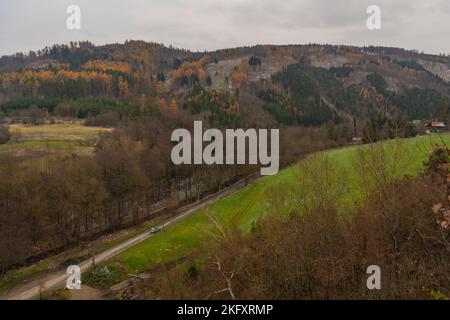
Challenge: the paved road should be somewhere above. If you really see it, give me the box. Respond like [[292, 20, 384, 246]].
[[1, 174, 257, 300]]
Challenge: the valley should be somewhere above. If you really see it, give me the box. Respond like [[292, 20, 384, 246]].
[[2, 132, 448, 299]]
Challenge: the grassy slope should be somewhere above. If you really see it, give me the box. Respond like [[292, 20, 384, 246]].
[[116, 169, 297, 272], [113, 134, 450, 274]]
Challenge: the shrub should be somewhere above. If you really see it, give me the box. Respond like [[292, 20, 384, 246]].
[[39, 288, 71, 300], [82, 265, 121, 289], [248, 56, 261, 66], [85, 111, 121, 127], [423, 145, 449, 172], [0, 125, 11, 144]]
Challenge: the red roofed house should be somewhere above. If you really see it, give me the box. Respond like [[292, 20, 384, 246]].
[[431, 121, 446, 128]]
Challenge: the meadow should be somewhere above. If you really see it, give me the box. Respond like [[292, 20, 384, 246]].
[[0, 123, 113, 157]]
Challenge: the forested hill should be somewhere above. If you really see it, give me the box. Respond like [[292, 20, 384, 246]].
[[1, 41, 450, 131]]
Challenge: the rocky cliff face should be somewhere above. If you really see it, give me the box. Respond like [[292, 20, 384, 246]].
[[418, 59, 450, 82]]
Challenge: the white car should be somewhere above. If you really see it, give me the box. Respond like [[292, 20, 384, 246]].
[[149, 227, 161, 235]]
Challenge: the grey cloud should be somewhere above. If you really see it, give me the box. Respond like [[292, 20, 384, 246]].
[[0, 0, 449, 56]]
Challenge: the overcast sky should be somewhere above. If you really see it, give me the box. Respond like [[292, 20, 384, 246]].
[[1, 0, 449, 56]]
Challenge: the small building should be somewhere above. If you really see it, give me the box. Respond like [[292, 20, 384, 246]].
[[431, 121, 446, 129], [352, 137, 363, 145], [425, 121, 447, 133]]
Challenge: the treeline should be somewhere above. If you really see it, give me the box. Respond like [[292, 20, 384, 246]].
[[0, 96, 157, 126], [0, 69, 121, 98]]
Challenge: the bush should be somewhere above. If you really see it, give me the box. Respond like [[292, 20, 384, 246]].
[[39, 288, 71, 300], [248, 56, 261, 66], [0, 125, 11, 144], [85, 112, 121, 127], [423, 145, 449, 172], [82, 265, 121, 289]]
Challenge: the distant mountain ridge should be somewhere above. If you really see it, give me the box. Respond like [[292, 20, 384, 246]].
[[0, 41, 449, 130]]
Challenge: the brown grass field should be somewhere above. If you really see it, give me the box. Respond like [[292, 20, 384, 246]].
[[0, 123, 113, 159]]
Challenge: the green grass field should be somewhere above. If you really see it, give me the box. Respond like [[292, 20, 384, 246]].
[[110, 133, 450, 275], [114, 170, 297, 273]]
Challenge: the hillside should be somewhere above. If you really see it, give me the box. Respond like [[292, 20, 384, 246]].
[[82, 133, 450, 294], [1, 42, 450, 133]]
